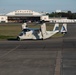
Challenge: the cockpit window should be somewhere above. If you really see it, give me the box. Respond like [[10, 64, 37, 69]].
[[19, 32, 23, 36], [23, 29, 30, 32]]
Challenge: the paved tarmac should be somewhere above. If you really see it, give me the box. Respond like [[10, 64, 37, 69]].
[[0, 23, 76, 75]]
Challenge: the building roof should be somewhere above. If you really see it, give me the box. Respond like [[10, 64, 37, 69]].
[[6, 10, 45, 17]]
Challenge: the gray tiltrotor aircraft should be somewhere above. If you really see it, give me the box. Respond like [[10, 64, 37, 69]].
[[17, 23, 67, 40]]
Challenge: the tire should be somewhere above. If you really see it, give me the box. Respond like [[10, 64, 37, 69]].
[[17, 37, 21, 41]]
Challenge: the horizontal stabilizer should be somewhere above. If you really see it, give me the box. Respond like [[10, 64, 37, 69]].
[[40, 23, 59, 39]]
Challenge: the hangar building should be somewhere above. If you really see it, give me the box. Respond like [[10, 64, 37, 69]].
[[0, 10, 49, 23]]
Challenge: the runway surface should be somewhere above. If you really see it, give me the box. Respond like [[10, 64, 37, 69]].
[[0, 23, 76, 75]]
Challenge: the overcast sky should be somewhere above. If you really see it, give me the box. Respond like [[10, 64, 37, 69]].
[[0, 0, 76, 14]]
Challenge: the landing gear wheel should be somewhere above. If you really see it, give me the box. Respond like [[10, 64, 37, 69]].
[[17, 37, 21, 41]]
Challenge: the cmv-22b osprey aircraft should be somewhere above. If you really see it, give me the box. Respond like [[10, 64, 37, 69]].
[[17, 22, 67, 41]]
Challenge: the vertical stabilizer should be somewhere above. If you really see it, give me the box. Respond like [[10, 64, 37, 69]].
[[60, 23, 67, 34], [22, 23, 27, 30], [40, 23, 46, 39], [53, 23, 59, 32]]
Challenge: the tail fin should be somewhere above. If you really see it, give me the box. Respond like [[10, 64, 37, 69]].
[[60, 23, 67, 34], [40, 23, 46, 38], [21, 23, 27, 30], [53, 23, 59, 32]]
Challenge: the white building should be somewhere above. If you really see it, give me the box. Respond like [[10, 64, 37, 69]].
[[6, 10, 43, 16], [40, 15, 49, 21], [0, 15, 8, 23], [0, 10, 76, 23], [0, 10, 49, 23], [56, 10, 62, 13], [49, 17, 76, 23]]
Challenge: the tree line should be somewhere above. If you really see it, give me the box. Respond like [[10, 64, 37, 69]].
[[46, 11, 76, 19]]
